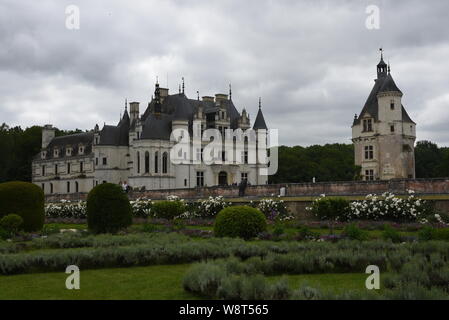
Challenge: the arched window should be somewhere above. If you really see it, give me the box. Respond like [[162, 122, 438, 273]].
[[145, 151, 150, 173], [162, 152, 168, 173], [154, 152, 159, 173], [136, 151, 140, 174]]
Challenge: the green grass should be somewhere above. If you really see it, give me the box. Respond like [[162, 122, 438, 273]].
[[0, 264, 198, 300], [269, 273, 372, 293], [0, 262, 373, 300], [45, 223, 87, 230]]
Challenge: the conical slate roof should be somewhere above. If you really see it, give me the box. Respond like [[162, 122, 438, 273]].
[[379, 73, 402, 94], [353, 65, 413, 125], [253, 108, 268, 130]]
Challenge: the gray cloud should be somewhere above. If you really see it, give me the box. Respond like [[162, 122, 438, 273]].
[[1, 0, 449, 146]]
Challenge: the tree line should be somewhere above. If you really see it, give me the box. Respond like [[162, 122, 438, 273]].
[[1, 123, 448, 183]]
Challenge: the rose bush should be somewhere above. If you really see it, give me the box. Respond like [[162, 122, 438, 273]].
[[250, 197, 292, 221], [308, 191, 435, 222]]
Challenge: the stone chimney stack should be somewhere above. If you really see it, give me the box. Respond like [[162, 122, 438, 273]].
[[42, 124, 55, 149], [129, 101, 140, 123]]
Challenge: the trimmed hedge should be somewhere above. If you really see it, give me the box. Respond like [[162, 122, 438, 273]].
[[310, 197, 350, 221], [0, 181, 45, 232], [214, 206, 267, 240], [0, 214, 23, 234], [87, 183, 132, 234], [152, 200, 186, 220]]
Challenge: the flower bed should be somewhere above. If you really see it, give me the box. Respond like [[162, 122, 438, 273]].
[[307, 191, 443, 223]]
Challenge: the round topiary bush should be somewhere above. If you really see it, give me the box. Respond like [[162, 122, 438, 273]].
[[87, 183, 132, 234], [214, 205, 267, 240], [152, 200, 186, 220], [0, 181, 45, 232], [0, 214, 24, 234]]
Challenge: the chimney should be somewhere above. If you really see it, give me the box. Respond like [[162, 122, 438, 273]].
[[215, 93, 228, 105], [202, 96, 214, 103], [129, 101, 140, 123], [159, 88, 169, 102], [42, 124, 55, 149]]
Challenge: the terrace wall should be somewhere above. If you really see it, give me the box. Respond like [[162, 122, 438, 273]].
[[45, 178, 449, 217]]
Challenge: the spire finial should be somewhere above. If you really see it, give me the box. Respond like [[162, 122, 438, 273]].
[[229, 83, 232, 100], [259, 97, 261, 109], [182, 77, 185, 94], [388, 60, 391, 74], [156, 76, 159, 85], [197, 90, 199, 101], [125, 98, 127, 111], [379, 47, 384, 60], [179, 84, 181, 94]]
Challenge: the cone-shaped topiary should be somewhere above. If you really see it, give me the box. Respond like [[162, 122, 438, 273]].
[[214, 205, 267, 240], [87, 183, 132, 234], [0, 181, 45, 232]]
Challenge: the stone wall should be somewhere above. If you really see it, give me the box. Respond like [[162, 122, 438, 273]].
[[46, 178, 449, 202], [44, 178, 449, 217]]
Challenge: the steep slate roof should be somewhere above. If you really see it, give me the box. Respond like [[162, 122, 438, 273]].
[[253, 108, 268, 130], [354, 70, 414, 125], [140, 113, 173, 140], [140, 93, 244, 140], [98, 110, 130, 146], [379, 74, 402, 94], [38, 131, 94, 160]]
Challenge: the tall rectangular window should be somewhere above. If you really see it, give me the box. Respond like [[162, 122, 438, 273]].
[[80, 161, 84, 172], [196, 171, 204, 187], [55, 164, 58, 175], [390, 125, 395, 133], [241, 172, 248, 181], [363, 119, 373, 132], [364, 146, 374, 160], [42, 165, 45, 176], [365, 170, 374, 181], [67, 163, 71, 174], [390, 101, 395, 110], [102, 157, 107, 165]]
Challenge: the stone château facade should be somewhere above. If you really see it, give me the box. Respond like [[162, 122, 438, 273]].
[[32, 82, 269, 195], [352, 52, 416, 181]]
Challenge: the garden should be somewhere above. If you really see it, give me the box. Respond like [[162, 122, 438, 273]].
[[1, 181, 449, 300]]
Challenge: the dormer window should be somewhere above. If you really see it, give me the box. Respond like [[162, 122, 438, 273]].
[[66, 148, 72, 156], [362, 119, 373, 132], [54, 149, 59, 158], [79, 146, 84, 155], [41, 151, 47, 159]]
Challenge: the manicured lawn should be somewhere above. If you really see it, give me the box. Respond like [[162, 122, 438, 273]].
[[0, 263, 371, 300], [0, 264, 198, 300], [270, 273, 372, 293]]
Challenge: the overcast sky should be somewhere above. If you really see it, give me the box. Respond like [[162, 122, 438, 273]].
[[1, 0, 449, 146]]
